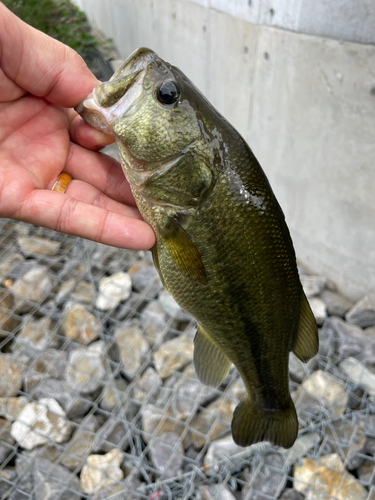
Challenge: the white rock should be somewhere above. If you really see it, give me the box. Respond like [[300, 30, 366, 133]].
[[95, 272, 131, 310], [284, 433, 321, 467], [80, 449, 124, 494], [308, 297, 327, 325], [346, 295, 375, 328], [301, 370, 348, 417], [11, 398, 71, 450], [17, 236, 61, 257], [115, 324, 149, 378], [300, 275, 326, 298], [62, 301, 102, 344], [153, 335, 194, 378], [66, 341, 106, 393], [339, 357, 375, 397], [11, 265, 53, 313]]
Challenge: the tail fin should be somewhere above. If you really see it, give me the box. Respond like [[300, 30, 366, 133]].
[[231, 397, 298, 449]]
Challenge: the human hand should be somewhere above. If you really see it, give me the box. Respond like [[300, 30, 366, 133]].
[[0, 3, 155, 250]]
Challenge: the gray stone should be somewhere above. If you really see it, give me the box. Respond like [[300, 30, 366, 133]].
[[0, 250, 24, 280], [132, 367, 162, 404], [358, 459, 375, 486], [128, 260, 162, 296], [30, 377, 92, 419], [70, 280, 95, 304], [289, 352, 318, 383], [55, 279, 76, 304], [159, 291, 191, 321], [80, 449, 124, 494], [141, 300, 169, 346], [325, 418, 367, 470], [242, 453, 287, 500], [0, 467, 17, 499], [292, 386, 324, 422], [90, 483, 132, 500], [346, 295, 375, 328], [339, 356, 375, 396], [149, 432, 184, 479], [153, 335, 194, 378], [33, 457, 81, 500], [24, 349, 68, 392], [141, 404, 191, 448], [17, 236, 61, 257], [308, 297, 327, 325], [11, 265, 53, 313], [0, 418, 15, 463], [0, 396, 28, 420], [0, 355, 24, 397], [293, 453, 368, 500], [92, 415, 130, 453], [279, 489, 305, 500], [12, 316, 58, 355], [11, 398, 71, 450], [300, 275, 326, 298], [61, 302, 102, 345], [199, 485, 237, 500], [320, 289, 354, 317], [203, 435, 248, 470], [61, 417, 97, 470], [66, 341, 106, 394], [99, 377, 128, 412], [115, 323, 149, 378], [0, 291, 17, 337], [96, 272, 132, 310], [284, 433, 321, 467], [318, 320, 336, 358]]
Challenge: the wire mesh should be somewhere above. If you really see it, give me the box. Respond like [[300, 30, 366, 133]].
[[0, 217, 374, 500]]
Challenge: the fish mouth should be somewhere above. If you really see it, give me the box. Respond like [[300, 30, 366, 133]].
[[75, 48, 156, 132]]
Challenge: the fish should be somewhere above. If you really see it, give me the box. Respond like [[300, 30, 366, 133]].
[[76, 47, 318, 449]]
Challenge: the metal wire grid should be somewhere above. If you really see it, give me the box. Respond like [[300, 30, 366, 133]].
[[0, 218, 374, 499]]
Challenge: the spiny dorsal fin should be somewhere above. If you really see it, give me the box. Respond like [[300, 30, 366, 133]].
[[194, 324, 231, 387], [161, 216, 207, 285], [292, 292, 318, 363]]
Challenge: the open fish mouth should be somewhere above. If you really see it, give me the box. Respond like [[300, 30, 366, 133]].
[[75, 48, 156, 131]]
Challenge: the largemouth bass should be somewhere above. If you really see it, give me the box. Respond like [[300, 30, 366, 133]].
[[76, 48, 318, 449]]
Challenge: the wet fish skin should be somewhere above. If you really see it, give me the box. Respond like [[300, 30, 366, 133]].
[[76, 48, 318, 448]]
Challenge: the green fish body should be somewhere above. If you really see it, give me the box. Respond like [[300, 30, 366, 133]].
[[76, 48, 318, 448]]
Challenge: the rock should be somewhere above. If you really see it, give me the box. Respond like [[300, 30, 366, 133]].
[[279, 489, 305, 500], [114, 323, 149, 378], [17, 236, 61, 257], [0, 250, 24, 280], [0, 467, 17, 498], [242, 453, 287, 500], [153, 335, 194, 378], [0, 291, 17, 336], [339, 357, 375, 396], [346, 295, 375, 328], [0, 355, 24, 397], [92, 415, 131, 453], [61, 415, 98, 470], [300, 275, 326, 298], [66, 341, 106, 394], [203, 435, 247, 470], [0, 396, 28, 420], [199, 484, 237, 500], [318, 320, 336, 358], [141, 300, 169, 346], [159, 291, 191, 321], [141, 404, 191, 448], [24, 348, 68, 392], [320, 290, 354, 317], [90, 483, 131, 500], [12, 316, 58, 355], [11, 265, 53, 313], [55, 279, 76, 303], [308, 297, 327, 325], [99, 377, 128, 412], [292, 386, 325, 423], [284, 433, 321, 467], [358, 459, 375, 486], [128, 261, 162, 297], [96, 272, 132, 310], [293, 453, 368, 500], [132, 367, 162, 404], [0, 418, 15, 463], [80, 449, 124, 494], [33, 457, 81, 500], [300, 370, 348, 418], [289, 352, 317, 383], [70, 280, 95, 304], [61, 302, 102, 345], [11, 398, 71, 450], [149, 432, 184, 479], [31, 377, 92, 419], [325, 418, 367, 469]]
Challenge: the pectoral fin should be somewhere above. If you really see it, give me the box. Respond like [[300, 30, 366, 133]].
[[194, 324, 231, 387], [292, 292, 318, 363], [161, 217, 207, 285]]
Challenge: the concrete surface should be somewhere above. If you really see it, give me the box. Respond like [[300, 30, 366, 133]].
[[74, 0, 375, 300]]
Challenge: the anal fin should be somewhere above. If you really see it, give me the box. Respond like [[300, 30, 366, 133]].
[[292, 292, 319, 363], [194, 324, 231, 387]]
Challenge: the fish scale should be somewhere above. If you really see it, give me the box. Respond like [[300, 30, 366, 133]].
[[76, 47, 318, 449]]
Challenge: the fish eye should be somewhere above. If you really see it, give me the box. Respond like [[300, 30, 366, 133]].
[[156, 81, 180, 105]]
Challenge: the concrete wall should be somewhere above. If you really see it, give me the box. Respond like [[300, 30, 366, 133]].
[[75, 0, 375, 300]]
